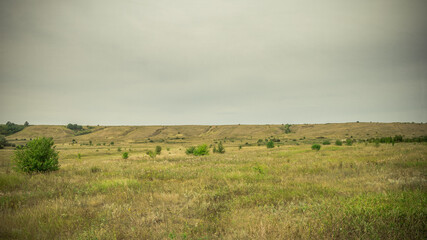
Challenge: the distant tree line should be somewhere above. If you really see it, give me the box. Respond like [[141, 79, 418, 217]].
[[67, 123, 83, 131], [366, 135, 427, 144], [0, 121, 29, 136]]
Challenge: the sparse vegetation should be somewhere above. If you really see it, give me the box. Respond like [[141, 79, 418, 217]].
[[12, 137, 59, 173]]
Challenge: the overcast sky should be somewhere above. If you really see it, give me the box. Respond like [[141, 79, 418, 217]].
[[1, 0, 426, 125]]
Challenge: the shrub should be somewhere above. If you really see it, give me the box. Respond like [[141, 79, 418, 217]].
[[185, 146, 196, 155], [311, 144, 321, 151], [110, 141, 114, 146], [155, 146, 162, 155], [0, 135, 7, 149], [77, 153, 81, 159], [345, 139, 353, 146], [122, 152, 129, 159], [146, 150, 156, 158], [193, 144, 209, 156], [90, 166, 101, 173], [216, 141, 225, 154], [13, 137, 59, 173], [322, 140, 331, 145], [335, 140, 342, 146], [266, 140, 274, 148], [280, 124, 292, 134], [117, 147, 121, 152]]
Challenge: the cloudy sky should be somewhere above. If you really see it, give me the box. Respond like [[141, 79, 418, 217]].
[[1, 0, 426, 125]]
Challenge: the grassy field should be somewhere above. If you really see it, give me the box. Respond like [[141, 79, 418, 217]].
[[1, 124, 426, 239]]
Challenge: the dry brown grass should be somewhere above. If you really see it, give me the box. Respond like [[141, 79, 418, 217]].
[[1, 124, 426, 239]]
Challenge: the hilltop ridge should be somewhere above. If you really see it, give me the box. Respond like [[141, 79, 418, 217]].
[[5, 122, 427, 144]]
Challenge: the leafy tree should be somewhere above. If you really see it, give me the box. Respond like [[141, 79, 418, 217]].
[[13, 137, 59, 173], [24, 121, 29, 127]]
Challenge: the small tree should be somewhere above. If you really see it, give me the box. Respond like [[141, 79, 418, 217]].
[[266, 140, 274, 148], [24, 121, 29, 127], [155, 146, 162, 155], [13, 137, 59, 173]]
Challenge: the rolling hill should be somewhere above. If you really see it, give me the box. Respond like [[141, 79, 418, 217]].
[[5, 122, 427, 144]]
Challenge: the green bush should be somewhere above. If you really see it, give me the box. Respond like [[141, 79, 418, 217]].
[[146, 150, 156, 158], [66, 123, 83, 131], [185, 146, 196, 155], [193, 144, 209, 156], [13, 137, 59, 173], [155, 146, 162, 154], [346, 139, 353, 146], [186, 144, 209, 156], [122, 152, 129, 159], [311, 144, 321, 151], [266, 140, 274, 148], [335, 140, 343, 146], [322, 140, 331, 145], [0, 135, 7, 149], [214, 141, 225, 154]]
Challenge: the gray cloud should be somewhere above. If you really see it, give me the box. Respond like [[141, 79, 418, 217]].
[[1, 0, 426, 125]]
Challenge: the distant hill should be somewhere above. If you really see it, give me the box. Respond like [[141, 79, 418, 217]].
[[5, 122, 427, 144]]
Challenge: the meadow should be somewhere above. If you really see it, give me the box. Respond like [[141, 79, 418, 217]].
[[0, 123, 426, 239]]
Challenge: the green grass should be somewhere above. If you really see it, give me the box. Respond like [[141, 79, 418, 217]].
[[0, 141, 426, 239]]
